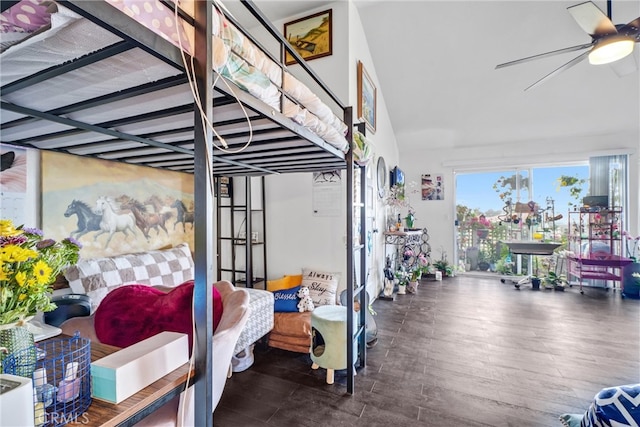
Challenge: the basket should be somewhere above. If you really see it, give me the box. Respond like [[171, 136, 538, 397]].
[[2, 332, 91, 427]]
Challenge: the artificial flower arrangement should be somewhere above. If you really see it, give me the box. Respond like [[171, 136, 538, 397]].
[[0, 219, 82, 325]]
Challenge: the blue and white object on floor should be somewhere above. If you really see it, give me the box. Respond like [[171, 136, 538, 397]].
[[582, 384, 640, 426]]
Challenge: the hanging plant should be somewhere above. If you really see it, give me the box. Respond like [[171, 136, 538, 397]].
[[352, 131, 373, 166]]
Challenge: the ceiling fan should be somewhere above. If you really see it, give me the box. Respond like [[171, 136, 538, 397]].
[[496, 0, 640, 91]]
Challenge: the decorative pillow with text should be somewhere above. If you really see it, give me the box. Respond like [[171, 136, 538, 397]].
[[272, 285, 301, 313], [301, 268, 339, 306]]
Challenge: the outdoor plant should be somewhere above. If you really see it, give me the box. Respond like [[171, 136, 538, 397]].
[[556, 175, 586, 207], [539, 251, 568, 290]]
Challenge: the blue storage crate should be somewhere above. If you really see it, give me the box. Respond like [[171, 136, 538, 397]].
[[3, 332, 91, 427]]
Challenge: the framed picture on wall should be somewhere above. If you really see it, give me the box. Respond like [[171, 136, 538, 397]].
[[284, 9, 332, 65], [357, 60, 377, 134], [422, 173, 443, 200]]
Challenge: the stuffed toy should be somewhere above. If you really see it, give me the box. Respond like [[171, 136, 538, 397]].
[[296, 286, 315, 312]]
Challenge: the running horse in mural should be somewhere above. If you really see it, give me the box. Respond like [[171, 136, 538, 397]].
[[64, 199, 102, 239], [93, 196, 137, 248], [171, 199, 194, 232], [121, 197, 171, 240], [144, 195, 174, 226]]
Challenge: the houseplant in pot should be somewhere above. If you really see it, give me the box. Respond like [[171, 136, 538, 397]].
[[395, 268, 408, 295]]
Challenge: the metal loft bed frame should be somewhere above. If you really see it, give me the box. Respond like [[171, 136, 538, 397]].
[[0, 0, 367, 423]]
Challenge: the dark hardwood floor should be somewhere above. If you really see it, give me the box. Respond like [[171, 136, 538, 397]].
[[214, 274, 640, 426]]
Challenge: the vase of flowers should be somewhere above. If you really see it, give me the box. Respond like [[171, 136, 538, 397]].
[[0, 219, 81, 373]]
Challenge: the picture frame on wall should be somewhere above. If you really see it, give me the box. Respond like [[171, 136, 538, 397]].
[[357, 61, 377, 134], [422, 173, 444, 200], [284, 9, 332, 66]]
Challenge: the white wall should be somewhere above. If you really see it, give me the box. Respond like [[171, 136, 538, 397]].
[[264, 2, 401, 300]]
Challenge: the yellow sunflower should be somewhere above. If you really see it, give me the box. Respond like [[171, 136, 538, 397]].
[[0, 219, 21, 237], [32, 259, 53, 285]]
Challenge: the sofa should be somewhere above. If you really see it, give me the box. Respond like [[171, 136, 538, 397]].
[[61, 244, 274, 369]]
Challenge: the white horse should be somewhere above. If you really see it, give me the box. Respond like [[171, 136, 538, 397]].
[[93, 196, 137, 248]]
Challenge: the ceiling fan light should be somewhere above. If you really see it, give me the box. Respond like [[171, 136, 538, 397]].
[[588, 35, 635, 65]]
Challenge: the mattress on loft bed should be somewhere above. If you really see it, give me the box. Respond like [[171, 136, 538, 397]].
[[107, 0, 350, 152], [0, 0, 350, 152]]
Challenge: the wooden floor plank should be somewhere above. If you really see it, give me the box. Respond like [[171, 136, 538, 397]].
[[214, 275, 640, 426]]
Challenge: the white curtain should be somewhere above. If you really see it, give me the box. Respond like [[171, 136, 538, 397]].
[[589, 154, 628, 215]]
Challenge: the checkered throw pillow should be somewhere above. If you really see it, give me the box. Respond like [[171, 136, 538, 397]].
[[64, 243, 194, 312]]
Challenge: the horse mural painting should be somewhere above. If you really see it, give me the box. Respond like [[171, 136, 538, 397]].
[[142, 195, 173, 230], [145, 195, 173, 216], [171, 199, 194, 232], [121, 197, 171, 240], [93, 196, 137, 248], [64, 199, 102, 239]]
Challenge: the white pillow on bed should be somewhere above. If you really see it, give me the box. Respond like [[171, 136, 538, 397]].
[[64, 243, 194, 312]]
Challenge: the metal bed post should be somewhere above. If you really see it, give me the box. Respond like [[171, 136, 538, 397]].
[[192, 0, 214, 424]]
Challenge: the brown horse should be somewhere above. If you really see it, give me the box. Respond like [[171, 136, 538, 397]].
[[144, 195, 172, 218], [121, 198, 170, 239]]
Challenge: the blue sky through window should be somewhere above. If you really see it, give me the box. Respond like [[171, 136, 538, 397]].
[[456, 165, 589, 220]]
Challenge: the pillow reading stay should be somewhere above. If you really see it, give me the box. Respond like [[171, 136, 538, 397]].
[[301, 268, 339, 306]]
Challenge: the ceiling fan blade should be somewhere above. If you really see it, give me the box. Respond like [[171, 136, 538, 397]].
[[628, 16, 640, 30], [495, 43, 593, 69], [568, 1, 617, 37], [525, 50, 590, 91]]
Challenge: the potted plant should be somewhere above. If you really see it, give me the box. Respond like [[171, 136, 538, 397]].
[[530, 275, 541, 290], [544, 271, 565, 291], [395, 269, 408, 294], [539, 250, 568, 291], [407, 267, 421, 293], [433, 259, 453, 277]]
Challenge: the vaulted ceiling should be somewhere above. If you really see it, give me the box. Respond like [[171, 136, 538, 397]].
[[233, 1, 640, 152]]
